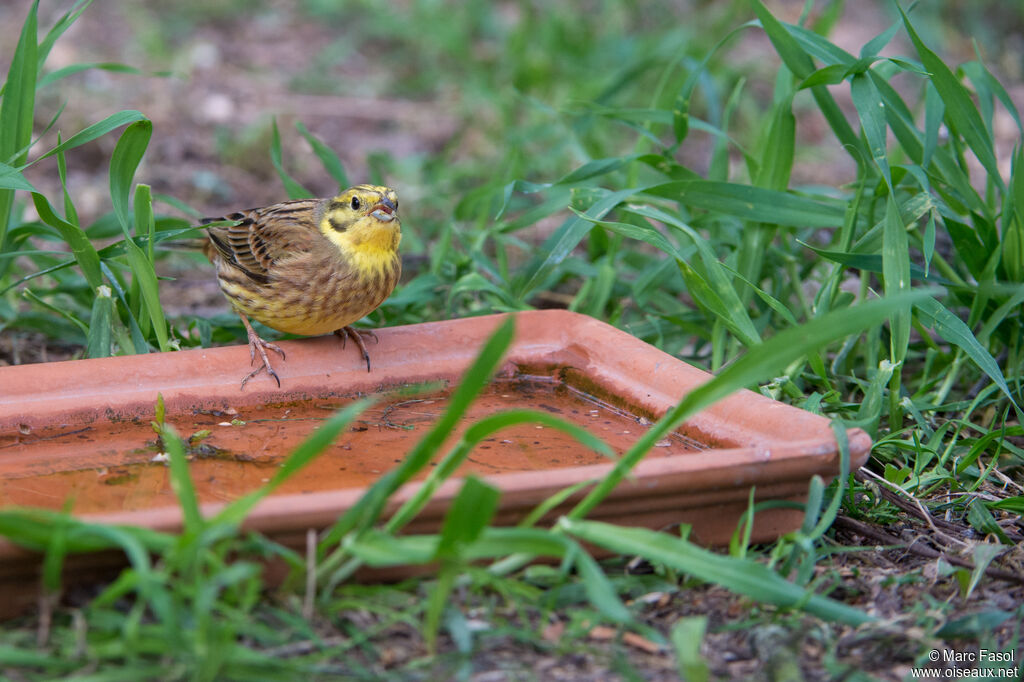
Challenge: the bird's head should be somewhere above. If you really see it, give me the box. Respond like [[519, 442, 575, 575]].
[[319, 184, 401, 257]]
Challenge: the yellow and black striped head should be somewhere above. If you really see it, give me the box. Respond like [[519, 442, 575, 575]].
[[320, 185, 398, 232]]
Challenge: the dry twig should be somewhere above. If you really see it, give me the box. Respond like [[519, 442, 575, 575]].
[[834, 515, 1024, 586]]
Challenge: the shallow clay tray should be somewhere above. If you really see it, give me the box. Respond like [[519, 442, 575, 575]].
[[0, 310, 870, 611]]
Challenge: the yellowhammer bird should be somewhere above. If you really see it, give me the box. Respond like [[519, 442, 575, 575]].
[[202, 184, 401, 388]]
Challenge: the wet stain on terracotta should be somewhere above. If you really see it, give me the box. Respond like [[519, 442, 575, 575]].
[[0, 376, 706, 514]]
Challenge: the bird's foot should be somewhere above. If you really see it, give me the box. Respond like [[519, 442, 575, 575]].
[[240, 320, 286, 389], [334, 326, 378, 372]]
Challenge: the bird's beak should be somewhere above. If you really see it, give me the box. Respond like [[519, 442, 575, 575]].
[[370, 197, 397, 222]]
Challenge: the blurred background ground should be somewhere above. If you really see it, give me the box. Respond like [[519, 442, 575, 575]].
[[1, 0, 1021, 368]]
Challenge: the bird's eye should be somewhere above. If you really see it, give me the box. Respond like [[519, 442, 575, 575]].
[[350, 196, 361, 210]]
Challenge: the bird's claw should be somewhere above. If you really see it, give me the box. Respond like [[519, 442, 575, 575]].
[[335, 326, 376, 372], [240, 317, 285, 389]]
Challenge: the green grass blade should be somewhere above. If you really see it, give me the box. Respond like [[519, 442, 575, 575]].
[[56, 132, 79, 225], [807, 422, 851, 540], [964, 57, 1022, 136], [435, 477, 501, 560], [319, 316, 515, 549], [783, 21, 856, 66], [676, 258, 760, 347], [0, 226, 205, 297], [213, 399, 373, 527], [850, 72, 891, 187], [1004, 146, 1024, 282], [898, 6, 1003, 190], [345, 530, 439, 566], [387, 408, 614, 533], [161, 424, 202, 534], [754, 94, 796, 191], [30, 192, 103, 289], [36, 0, 92, 68], [671, 24, 754, 145], [127, 184, 167, 351], [642, 181, 845, 227], [0, 0, 38, 248], [0, 162, 35, 191], [0, 508, 172, 556], [32, 110, 147, 166], [85, 284, 113, 357], [41, 504, 71, 592], [0, 2, 37, 164], [36, 61, 141, 90], [915, 297, 1020, 412], [615, 203, 755, 340], [99, 260, 147, 353], [861, 20, 900, 58], [748, 0, 813, 78], [573, 210, 686, 260], [672, 617, 710, 682], [923, 83, 944, 170], [749, 4, 867, 161], [109, 120, 152, 235], [883, 197, 911, 364], [270, 118, 314, 199], [798, 241, 950, 285], [21, 288, 88, 335], [560, 518, 873, 626], [514, 186, 643, 300], [296, 121, 348, 191], [573, 543, 633, 623]]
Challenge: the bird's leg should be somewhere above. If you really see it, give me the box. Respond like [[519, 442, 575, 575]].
[[238, 312, 286, 389], [334, 326, 378, 372]]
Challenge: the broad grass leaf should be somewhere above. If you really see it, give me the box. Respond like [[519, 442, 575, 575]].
[[36, 62, 141, 90], [561, 519, 872, 626], [851, 72, 891, 187], [883, 197, 911, 361], [756, 95, 795, 191], [915, 297, 1020, 411], [616, 204, 761, 345], [109, 120, 152, 235], [0, 2, 37, 165], [643, 181, 845, 227], [161, 424, 201, 535], [0, 1, 38, 247], [435, 477, 501, 559], [0, 162, 35, 191], [33, 110, 147, 165], [85, 284, 112, 357], [128, 184, 168, 351], [574, 546, 633, 623], [296, 121, 348, 191], [899, 6, 1002, 189], [36, 0, 93, 69], [748, 0, 813, 78], [30, 193, 103, 289], [270, 118, 314, 199], [672, 617, 710, 682]]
